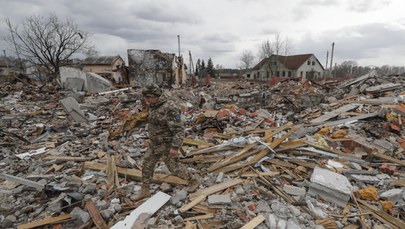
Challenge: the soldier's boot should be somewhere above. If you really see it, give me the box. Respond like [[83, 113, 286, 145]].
[[187, 177, 201, 193], [130, 183, 151, 201]]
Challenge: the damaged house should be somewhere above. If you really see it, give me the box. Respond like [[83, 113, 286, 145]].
[[81, 55, 126, 83], [249, 53, 324, 81], [127, 49, 187, 87]]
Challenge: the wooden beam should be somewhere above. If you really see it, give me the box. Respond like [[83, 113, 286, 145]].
[[184, 213, 214, 221], [191, 204, 217, 214], [179, 195, 206, 213], [240, 214, 265, 229], [189, 145, 238, 156], [85, 199, 108, 229], [208, 123, 294, 173], [43, 156, 91, 162], [17, 214, 71, 229], [214, 125, 299, 174], [240, 172, 280, 178], [358, 199, 405, 229], [84, 162, 188, 185], [183, 138, 214, 147], [371, 152, 405, 167], [189, 178, 243, 200]]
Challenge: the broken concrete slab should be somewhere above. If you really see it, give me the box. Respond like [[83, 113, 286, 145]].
[[60, 67, 87, 90], [60, 67, 112, 93], [380, 189, 404, 203], [308, 167, 353, 207], [350, 174, 381, 184], [0, 173, 45, 190], [85, 72, 112, 93], [171, 189, 188, 205], [60, 97, 87, 123], [283, 184, 306, 196], [207, 194, 232, 205], [310, 104, 359, 124], [339, 70, 377, 88], [64, 77, 85, 91], [365, 83, 402, 93]]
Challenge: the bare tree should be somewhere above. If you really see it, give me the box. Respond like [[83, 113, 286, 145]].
[[5, 13, 94, 79], [258, 33, 290, 77], [258, 39, 274, 59], [239, 50, 255, 69]]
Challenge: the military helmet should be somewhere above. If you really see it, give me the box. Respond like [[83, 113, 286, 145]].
[[142, 83, 162, 97]]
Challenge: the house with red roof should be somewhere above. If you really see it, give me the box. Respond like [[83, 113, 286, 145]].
[[248, 54, 324, 81]]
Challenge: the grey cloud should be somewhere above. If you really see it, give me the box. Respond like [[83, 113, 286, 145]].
[[293, 0, 339, 21], [294, 23, 405, 65], [300, 0, 338, 6], [347, 0, 391, 13]]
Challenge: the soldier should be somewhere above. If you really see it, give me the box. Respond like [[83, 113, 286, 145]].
[[131, 83, 201, 201]]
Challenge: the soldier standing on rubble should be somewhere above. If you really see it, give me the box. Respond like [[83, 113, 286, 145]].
[[131, 83, 201, 201]]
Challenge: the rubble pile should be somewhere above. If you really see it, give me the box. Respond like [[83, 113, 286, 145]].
[[0, 72, 404, 229]]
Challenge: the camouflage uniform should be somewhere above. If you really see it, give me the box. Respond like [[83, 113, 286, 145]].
[[141, 85, 192, 186]]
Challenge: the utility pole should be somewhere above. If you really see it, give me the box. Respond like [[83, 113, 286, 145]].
[[330, 42, 335, 75], [189, 50, 194, 75], [177, 35, 181, 57], [325, 50, 329, 72], [177, 35, 183, 84]]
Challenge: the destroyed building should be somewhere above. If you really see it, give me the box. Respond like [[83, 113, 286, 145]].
[[81, 55, 126, 84], [127, 49, 187, 87]]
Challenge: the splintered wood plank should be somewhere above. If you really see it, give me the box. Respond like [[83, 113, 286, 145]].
[[246, 125, 299, 165], [267, 159, 296, 169], [184, 213, 214, 221], [305, 141, 364, 161], [43, 156, 91, 162], [191, 204, 217, 214], [276, 139, 306, 151], [184, 221, 197, 229], [371, 152, 405, 167], [214, 125, 299, 174], [181, 155, 225, 164], [207, 143, 258, 172], [240, 172, 280, 178], [17, 214, 71, 229], [183, 138, 214, 147], [189, 178, 243, 200], [189, 145, 238, 156], [84, 162, 188, 185], [358, 199, 405, 229], [240, 214, 265, 229], [179, 195, 206, 213], [208, 123, 294, 172], [85, 199, 108, 229], [390, 178, 405, 187], [284, 158, 316, 169]]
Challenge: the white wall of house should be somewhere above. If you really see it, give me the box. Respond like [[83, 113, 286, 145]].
[[296, 56, 324, 80]]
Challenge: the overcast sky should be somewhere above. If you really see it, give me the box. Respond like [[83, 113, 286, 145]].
[[1, 0, 404, 69]]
